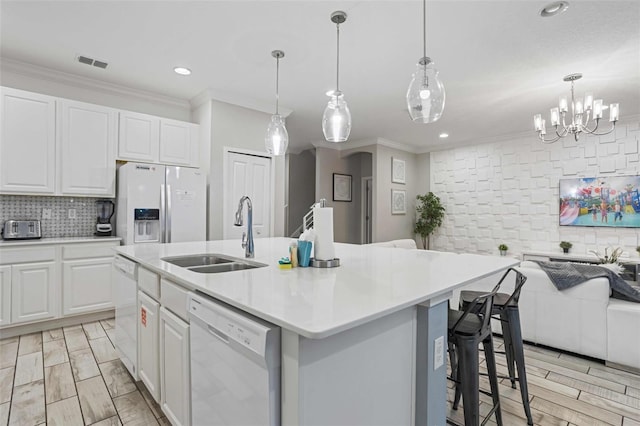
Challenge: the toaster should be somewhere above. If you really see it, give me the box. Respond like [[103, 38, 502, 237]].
[[2, 220, 42, 240]]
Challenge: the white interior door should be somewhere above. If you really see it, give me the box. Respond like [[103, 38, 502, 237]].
[[224, 151, 271, 239]]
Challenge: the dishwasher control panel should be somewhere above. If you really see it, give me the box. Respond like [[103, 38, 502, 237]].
[[188, 293, 273, 356]]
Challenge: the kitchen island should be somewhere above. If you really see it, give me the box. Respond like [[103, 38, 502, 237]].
[[116, 237, 518, 425]]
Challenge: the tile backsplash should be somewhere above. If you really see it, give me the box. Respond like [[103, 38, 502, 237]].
[[0, 195, 111, 238]]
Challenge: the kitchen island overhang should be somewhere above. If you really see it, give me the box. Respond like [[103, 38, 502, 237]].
[[115, 238, 518, 425]]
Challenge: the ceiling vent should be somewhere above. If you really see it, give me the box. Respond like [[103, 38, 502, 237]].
[[76, 55, 108, 69]]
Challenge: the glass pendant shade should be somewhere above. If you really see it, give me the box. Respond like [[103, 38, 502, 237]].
[[406, 59, 445, 123], [265, 114, 288, 155], [322, 94, 351, 142]]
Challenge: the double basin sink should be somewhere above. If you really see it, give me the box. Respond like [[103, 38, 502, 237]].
[[162, 254, 267, 274]]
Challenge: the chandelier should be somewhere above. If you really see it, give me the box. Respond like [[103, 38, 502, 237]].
[[534, 73, 619, 143]]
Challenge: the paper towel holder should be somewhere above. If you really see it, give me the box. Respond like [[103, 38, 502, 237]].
[[310, 258, 340, 268]]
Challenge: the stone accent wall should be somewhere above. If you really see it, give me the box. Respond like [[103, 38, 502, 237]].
[[430, 121, 640, 257]]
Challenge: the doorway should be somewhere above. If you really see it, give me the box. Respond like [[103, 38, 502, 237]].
[[361, 176, 373, 244], [223, 150, 272, 239]]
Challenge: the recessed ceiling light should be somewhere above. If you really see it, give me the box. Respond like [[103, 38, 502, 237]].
[[540, 1, 569, 17], [439, 132, 449, 138], [173, 67, 191, 76]]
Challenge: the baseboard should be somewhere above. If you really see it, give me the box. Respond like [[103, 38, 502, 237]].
[[606, 361, 640, 375], [0, 309, 115, 339]]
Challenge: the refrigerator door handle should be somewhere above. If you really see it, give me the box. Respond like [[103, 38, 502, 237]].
[[166, 184, 172, 243], [160, 183, 166, 243]]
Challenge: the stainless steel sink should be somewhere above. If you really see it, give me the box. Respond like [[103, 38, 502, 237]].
[[162, 254, 236, 268], [161, 254, 267, 274]]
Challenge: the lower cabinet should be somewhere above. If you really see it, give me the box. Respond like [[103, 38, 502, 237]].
[[138, 290, 160, 402], [11, 261, 56, 324], [160, 306, 191, 426], [63, 257, 114, 315], [0, 266, 11, 326]]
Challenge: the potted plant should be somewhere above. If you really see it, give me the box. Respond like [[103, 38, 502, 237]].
[[559, 241, 573, 254], [498, 244, 508, 256], [414, 192, 445, 250]]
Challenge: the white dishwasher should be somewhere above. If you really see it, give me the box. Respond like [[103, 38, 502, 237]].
[[188, 292, 281, 426]]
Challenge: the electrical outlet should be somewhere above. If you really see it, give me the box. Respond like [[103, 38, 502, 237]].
[[68, 208, 77, 219], [434, 336, 444, 370], [42, 208, 52, 219]]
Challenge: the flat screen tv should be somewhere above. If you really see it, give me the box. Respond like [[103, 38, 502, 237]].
[[559, 175, 640, 228]]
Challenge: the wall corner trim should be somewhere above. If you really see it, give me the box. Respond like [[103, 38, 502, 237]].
[[190, 87, 293, 117]]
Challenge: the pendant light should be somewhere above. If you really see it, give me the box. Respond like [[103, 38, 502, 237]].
[[265, 50, 288, 156], [322, 11, 352, 143], [406, 0, 445, 123]]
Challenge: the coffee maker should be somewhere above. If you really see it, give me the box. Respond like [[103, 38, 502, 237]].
[[95, 200, 115, 236]]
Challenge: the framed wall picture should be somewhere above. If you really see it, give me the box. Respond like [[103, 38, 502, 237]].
[[391, 189, 406, 214], [392, 157, 406, 184], [333, 173, 352, 202]]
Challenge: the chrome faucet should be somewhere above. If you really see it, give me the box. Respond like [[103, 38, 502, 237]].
[[234, 196, 254, 258]]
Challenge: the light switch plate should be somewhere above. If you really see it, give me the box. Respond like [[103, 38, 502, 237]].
[[434, 336, 444, 370], [68, 209, 77, 219], [42, 208, 52, 219]]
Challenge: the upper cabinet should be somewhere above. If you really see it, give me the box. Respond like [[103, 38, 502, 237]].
[[119, 112, 198, 167], [0, 87, 57, 194], [118, 111, 160, 163], [59, 100, 117, 196], [1, 86, 199, 197]]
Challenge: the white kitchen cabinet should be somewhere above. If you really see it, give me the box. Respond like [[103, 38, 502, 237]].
[[118, 111, 160, 163], [138, 290, 160, 402], [159, 306, 191, 426], [118, 111, 198, 167], [0, 87, 56, 194], [159, 119, 197, 166], [62, 258, 114, 316], [59, 100, 117, 196], [11, 261, 56, 324], [0, 266, 11, 326]]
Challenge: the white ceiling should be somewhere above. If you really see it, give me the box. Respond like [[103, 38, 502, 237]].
[[1, 0, 639, 152]]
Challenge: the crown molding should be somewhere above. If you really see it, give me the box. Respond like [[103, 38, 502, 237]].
[[420, 114, 640, 153], [311, 137, 420, 154], [190, 88, 293, 117], [0, 57, 191, 110]]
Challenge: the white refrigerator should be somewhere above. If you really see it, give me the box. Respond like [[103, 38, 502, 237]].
[[116, 162, 206, 245]]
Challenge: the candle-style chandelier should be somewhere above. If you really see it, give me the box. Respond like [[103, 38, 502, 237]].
[[534, 73, 619, 143]]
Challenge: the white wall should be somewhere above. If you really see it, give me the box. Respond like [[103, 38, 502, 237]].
[[207, 99, 285, 240], [287, 149, 316, 236], [430, 120, 640, 257], [317, 142, 425, 244], [373, 145, 419, 243]]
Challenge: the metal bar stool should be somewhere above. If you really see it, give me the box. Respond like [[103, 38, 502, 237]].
[[447, 283, 502, 426], [458, 268, 533, 425]]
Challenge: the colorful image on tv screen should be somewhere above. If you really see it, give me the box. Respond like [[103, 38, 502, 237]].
[[559, 176, 640, 228]]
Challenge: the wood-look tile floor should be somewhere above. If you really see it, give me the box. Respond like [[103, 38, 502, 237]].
[[447, 336, 640, 426], [2, 319, 639, 426], [0, 318, 170, 426]]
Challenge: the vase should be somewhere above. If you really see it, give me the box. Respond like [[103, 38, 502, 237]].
[[563, 248, 569, 254], [500, 250, 506, 256]]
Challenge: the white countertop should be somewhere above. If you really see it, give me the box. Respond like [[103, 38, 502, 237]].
[[116, 238, 519, 339], [0, 236, 121, 247]]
